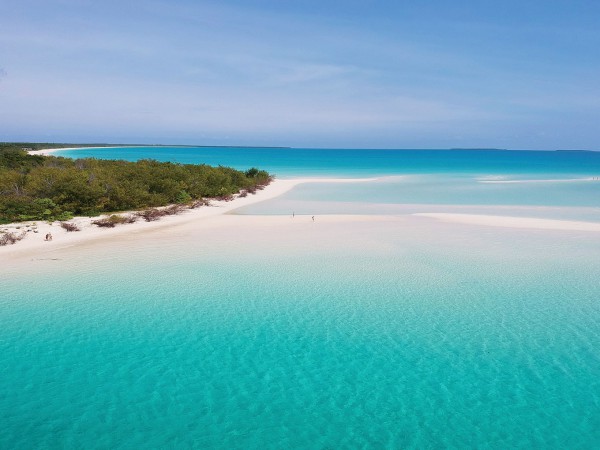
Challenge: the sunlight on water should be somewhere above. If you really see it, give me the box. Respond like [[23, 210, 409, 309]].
[[2, 147, 600, 448], [2, 217, 600, 448]]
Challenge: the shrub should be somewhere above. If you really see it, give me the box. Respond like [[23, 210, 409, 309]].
[[188, 199, 211, 209], [60, 222, 80, 232], [92, 214, 136, 227], [245, 167, 259, 178], [136, 209, 165, 222], [175, 190, 192, 204], [163, 204, 185, 215], [215, 194, 234, 202], [92, 217, 116, 228], [0, 231, 26, 246]]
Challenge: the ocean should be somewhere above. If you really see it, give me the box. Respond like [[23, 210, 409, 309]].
[[2, 147, 600, 448], [52, 146, 600, 177]]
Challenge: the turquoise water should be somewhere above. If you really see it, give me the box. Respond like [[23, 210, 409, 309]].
[[56, 146, 600, 219], [2, 148, 600, 448], [55, 146, 600, 177], [236, 176, 600, 220]]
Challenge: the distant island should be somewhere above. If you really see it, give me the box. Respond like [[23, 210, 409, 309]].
[[3, 142, 291, 151], [449, 148, 508, 151], [0, 143, 272, 225], [555, 149, 595, 153]]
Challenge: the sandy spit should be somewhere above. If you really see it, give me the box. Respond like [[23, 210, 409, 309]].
[[414, 213, 600, 231], [0, 177, 380, 260]]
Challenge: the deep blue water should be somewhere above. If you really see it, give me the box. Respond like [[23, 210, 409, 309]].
[[55, 146, 600, 177]]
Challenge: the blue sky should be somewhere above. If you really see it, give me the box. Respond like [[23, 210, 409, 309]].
[[1, 0, 599, 149]]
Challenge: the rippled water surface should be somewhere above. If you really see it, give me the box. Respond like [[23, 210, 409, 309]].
[[2, 148, 600, 448]]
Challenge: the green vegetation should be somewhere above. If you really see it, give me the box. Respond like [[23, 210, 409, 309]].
[[0, 144, 272, 224], [91, 214, 137, 228], [0, 142, 117, 153]]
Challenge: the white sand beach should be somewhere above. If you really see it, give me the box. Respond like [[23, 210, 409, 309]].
[[0, 177, 379, 260], [4, 151, 599, 263], [28, 147, 112, 156]]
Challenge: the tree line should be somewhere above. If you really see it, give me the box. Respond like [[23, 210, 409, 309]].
[[0, 144, 272, 224]]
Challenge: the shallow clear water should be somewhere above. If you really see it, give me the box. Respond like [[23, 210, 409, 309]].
[[2, 148, 600, 448], [236, 175, 600, 220]]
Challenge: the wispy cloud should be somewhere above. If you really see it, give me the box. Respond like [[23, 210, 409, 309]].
[[1, 0, 599, 148]]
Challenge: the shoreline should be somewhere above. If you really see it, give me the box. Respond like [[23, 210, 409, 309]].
[[0, 177, 379, 260], [5, 147, 599, 259], [29, 146, 115, 156]]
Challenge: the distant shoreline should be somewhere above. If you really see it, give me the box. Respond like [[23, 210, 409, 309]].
[[28, 144, 292, 156], [18, 144, 599, 154], [30, 146, 114, 156]]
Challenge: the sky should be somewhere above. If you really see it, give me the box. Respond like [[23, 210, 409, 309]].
[[1, 0, 599, 149]]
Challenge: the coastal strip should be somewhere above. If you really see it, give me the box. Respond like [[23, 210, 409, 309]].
[[0, 177, 380, 260], [28, 147, 115, 156]]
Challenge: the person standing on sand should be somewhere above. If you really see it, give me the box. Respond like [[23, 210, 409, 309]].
[[312, 216, 315, 222]]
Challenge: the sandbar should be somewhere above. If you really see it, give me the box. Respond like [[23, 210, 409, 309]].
[[414, 213, 600, 231]]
